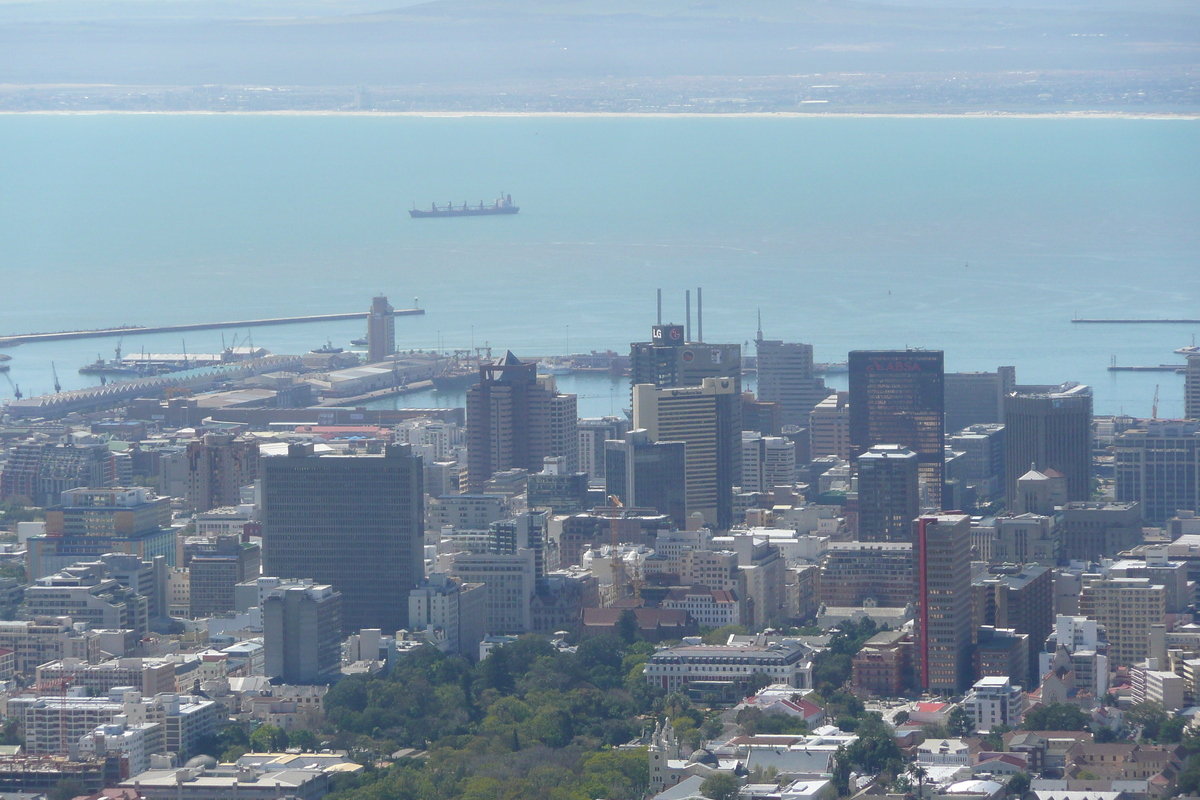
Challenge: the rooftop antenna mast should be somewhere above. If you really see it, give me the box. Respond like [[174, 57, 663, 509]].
[[757, 309, 763, 343], [657, 288, 662, 326], [696, 287, 703, 343]]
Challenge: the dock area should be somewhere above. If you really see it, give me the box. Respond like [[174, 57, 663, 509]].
[[0, 308, 424, 347], [1107, 365, 1186, 373], [3, 354, 304, 418], [315, 380, 436, 407]]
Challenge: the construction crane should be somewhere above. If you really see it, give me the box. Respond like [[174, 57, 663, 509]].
[[2, 371, 20, 400], [608, 494, 626, 604], [1153, 385, 1160, 420], [51, 362, 61, 394]]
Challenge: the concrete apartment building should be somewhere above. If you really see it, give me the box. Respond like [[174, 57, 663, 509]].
[[17, 689, 219, 761], [185, 434, 258, 513], [36, 658, 177, 697], [809, 392, 850, 460], [26, 569, 150, 638], [263, 583, 343, 684], [1079, 576, 1166, 666], [0, 618, 101, 674], [819, 542, 914, 608]]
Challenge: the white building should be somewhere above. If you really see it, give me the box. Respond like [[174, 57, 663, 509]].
[[643, 636, 813, 695], [917, 739, 971, 766], [964, 677, 1024, 733], [1039, 615, 1109, 698], [661, 587, 740, 628], [408, 573, 487, 656], [79, 718, 160, 775], [445, 549, 537, 635]]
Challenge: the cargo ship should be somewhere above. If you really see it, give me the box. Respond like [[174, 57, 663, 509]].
[[410, 194, 519, 218]]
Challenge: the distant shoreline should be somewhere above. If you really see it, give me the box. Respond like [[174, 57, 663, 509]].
[[0, 109, 1197, 120]]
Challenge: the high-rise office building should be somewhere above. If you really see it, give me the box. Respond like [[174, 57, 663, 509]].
[[971, 564, 1053, 683], [948, 424, 1006, 501], [633, 378, 739, 530], [465, 352, 578, 491], [1004, 382, 1092, 504], [741, 432, 796, 494], [367, 295, 395, 363], [185, 434, 257, 513], [630, 325, 741, 395], [849, 350, 945, 508], [263, 582, 343, 684], [1187, 355, 1200, 420], [604, 430, 687, 528], [857, 445, 920, 542], [0, 438, 115, 507], [630, 324, 741, 482], [261, 443, 424, 633], [944, 367, 1016, 435], [490, 510, 549, 582], [1115, 421, 1200, 525], [809, 391, 850, 460], [915, 514, 973, 693], [527, 457, 589, 515], [754, 332, 833, 428], [578, 416, 631, 482]]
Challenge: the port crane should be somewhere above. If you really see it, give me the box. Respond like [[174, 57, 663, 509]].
[[2, 371, 20, 400], [51, 362, 61, 394]]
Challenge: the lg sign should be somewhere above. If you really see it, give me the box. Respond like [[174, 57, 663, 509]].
[[652, 325, 684, 343]]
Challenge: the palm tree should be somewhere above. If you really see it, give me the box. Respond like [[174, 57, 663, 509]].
[[908, 764, 928, 799]]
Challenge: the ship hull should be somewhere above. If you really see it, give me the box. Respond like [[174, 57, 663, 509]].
[[432, 373, 480, 391], [410, 206, 519, 218]]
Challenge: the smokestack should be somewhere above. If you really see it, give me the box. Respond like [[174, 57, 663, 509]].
[[657, 289, 662, 326], [685, 290, 691, 343], [697, 287, 703, 343]]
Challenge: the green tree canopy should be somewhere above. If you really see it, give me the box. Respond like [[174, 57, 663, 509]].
[[700, 773, 739, 800], [1022, 703, 1089, 732]]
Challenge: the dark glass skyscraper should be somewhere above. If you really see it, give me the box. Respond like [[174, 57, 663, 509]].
[[261, 442, 424, 634], [849, 349, 945, 508], [1004, 382, 1093, 504], [605, 430, 687, 528]]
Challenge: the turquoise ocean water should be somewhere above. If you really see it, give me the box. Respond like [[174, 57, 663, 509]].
[[0, 114, 1198, 417]]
